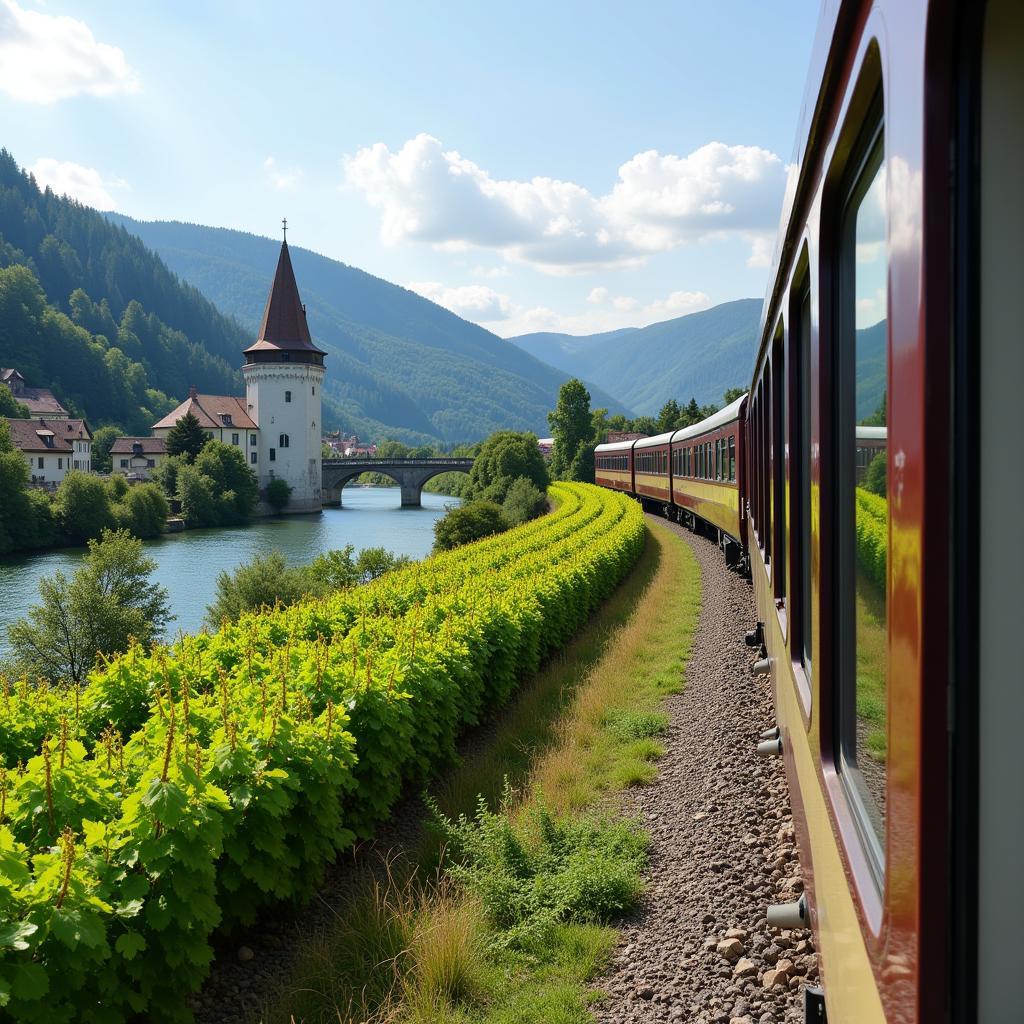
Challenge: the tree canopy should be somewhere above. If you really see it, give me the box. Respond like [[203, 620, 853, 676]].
[[548, 378, 593, 482], [165, 411, 209, 463], [463, 430, 548, 503]]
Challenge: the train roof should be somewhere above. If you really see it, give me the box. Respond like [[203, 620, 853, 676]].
[[855, 425, 887, 440], [634, 430, 675, 450], [594, 438, 639, 453], [670, 393, 748, 444]]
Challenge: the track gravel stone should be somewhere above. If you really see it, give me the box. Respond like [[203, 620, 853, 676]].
[[590, 516, 818, 1024]]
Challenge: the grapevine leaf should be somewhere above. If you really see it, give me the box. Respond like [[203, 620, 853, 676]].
[[12, 962, 48, 1001], [141, 779, 188, 827], [82, 819, 106, 846], [114, 931, 147, 960], [114, 898, 145, 919], [0, 920, 37, 951]]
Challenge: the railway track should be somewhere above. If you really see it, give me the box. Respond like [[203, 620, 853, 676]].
[[591, 516, 817, 1024]]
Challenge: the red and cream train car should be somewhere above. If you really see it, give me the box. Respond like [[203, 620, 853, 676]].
[[592, 1, 1022, 1019], [594, 438, 635, 493]]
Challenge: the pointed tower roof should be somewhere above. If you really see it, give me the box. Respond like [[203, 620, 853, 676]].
[[244, 239, 326, 357]]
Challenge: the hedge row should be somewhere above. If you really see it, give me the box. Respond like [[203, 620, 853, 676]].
[[0, 483, 646, 1023], [855, 487, 888, 592]]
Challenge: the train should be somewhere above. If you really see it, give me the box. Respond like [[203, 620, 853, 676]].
[[594, 1, 1022, 1021]]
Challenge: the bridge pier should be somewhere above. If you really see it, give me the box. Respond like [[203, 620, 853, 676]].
[[400, 481, 422, 507]]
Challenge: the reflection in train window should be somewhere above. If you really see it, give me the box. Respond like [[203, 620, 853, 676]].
[[840, 127, 888, 863]]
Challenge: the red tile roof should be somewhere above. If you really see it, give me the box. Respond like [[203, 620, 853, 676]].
[[152, 394, 256, 431], [3, 417, 74, 452], [110, 436, 167, 455], [243, 241, 326, 357]]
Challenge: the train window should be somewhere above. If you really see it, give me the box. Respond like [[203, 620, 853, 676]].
[[773, 326, 787, 605], [729, 436, 736, 482], [838, 122, 888, 860], [794, 275, 813, 677], [763, 363, 773, 567]]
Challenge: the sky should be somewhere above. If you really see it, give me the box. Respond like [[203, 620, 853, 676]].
[[0, 0, 819, 338]]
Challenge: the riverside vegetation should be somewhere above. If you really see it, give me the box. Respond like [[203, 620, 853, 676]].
[[0, 483, 645, 1023]]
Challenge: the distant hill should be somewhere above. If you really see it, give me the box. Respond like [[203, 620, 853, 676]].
[[510, 299, 762, 415], [107, 216, 632, 445], [0, 149, 248, 432]]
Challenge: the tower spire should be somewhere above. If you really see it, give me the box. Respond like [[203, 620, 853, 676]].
[[282, 217, 287, 242]]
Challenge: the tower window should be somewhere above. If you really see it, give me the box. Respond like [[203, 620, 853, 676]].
[[285, 390, 292, 403], [312, 386, 315, 395], [279, 433, 290, 448], [269, 449, 276, 462], [250, 452, 257, 465], [250, 435, 257, 446]]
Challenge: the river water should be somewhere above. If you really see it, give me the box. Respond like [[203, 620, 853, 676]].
[[0, 487, 457, 657]]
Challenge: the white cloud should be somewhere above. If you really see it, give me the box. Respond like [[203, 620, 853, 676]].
[[471, 265, 510, 279], [0, 0, 139, 103], [29, 158, 123, 210], [406, 281, 513, 321], [344, 133, 787, 274], [587, 286, 609, 305], [264, 156, 301, 190], [746, 235, 773, 268]]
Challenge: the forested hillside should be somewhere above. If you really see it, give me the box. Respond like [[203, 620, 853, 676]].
[[107, 216, 631, 445], [0, 150, 249, 431], [511, 299, 762, 415]]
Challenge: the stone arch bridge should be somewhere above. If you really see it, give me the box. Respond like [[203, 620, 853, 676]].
[[322, 457, 474, 508]]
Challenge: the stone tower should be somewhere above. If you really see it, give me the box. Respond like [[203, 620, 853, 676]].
[[243, 236, 326, 514]]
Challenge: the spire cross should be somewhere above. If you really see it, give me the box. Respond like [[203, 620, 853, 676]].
[[282, 217, 288, 242]]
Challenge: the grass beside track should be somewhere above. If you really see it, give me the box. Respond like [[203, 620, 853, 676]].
[[261, 519, 701, 1024]]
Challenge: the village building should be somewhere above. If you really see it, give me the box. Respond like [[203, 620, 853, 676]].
[[110, 436, 167, 481], [3, 416, 92, 487], [0, 369, 70, 418], [147, 234, 325, 513]]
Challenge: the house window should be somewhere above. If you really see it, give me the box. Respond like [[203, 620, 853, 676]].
[[57, 458, 63, 470], [232, 433, 239, 445], [250, 452, 257, 465], [269, 448, 276, 462], [312, 385, 315, 395], [120, 459, 128, 468], [205, 431, 213, 438], [250, 434, 257, 446], [221, 414, 232, 425], [146, 459, 155, 468], [279, 433, 290, 448], [38, 457, 44, 469]]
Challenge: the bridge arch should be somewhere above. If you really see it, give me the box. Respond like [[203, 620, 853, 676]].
[[321, 457, 474, 508]]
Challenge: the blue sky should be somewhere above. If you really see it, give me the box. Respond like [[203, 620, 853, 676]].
[[0, 0, 818, 337]]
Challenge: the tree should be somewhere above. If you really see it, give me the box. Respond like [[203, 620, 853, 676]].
[[433, 500, 506, 551], [114, 482, 169, 538], [54, 470, 115, 544], [0, 387, 29, 418], [501, 477, 546, 526], [0, 420, 55, 554], [463, 431, 548, 503], [165, 411, 209, 463], [206, 551, 306, 626], [862, 451, 887, 497], [656, 399, 682, 433], [548, 379, 593, 481], [193, 441, 259, 524], [90, 425, 122, 473], [723, 387, 746, 406], [266, 477, 292, 512], [8, 529, 171, 685]]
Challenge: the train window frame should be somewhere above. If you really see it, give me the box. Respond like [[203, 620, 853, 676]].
[[772, 322, 787, 612], [835, 103, 887, 883]]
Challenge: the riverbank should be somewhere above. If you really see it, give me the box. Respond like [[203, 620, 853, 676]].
[[0, 487, 458, 656]]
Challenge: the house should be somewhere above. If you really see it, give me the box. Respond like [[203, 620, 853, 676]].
[[3, 416, 91, 487], [152, 388, 259, 454], [110, 436, 167, 480], [0, 369, 70, 419]]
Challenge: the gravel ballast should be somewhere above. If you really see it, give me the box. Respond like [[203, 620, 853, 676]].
[[590, 515, 818, 1024]]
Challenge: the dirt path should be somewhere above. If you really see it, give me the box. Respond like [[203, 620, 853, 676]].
[[590, 517, 817, 1024]]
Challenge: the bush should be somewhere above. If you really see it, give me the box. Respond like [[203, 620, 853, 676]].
[[501, 477, 547, 526], [429, 788, 648, 950], [176, 442, 258, 528], [206, 550, 306, 626], [266, 476, 292, 511], [114, 483, 169, 539], [855, 488, 887, 591], [863, 451, 887, 496], [55, 470, 115, 544], [433, 500, 506, 551], [464, 432, 548, 503]]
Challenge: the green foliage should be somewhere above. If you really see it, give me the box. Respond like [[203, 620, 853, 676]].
[[862, 451, 887, 497], [0, 421, 56, 554], [430, 788, 647, 950], [54, 471, 115, 545], [501, 477, 547, 527], [855, 488, 888, 591], [113, 483, 168, 539], [6, 529, 171, 685], [176, 441, 258, 528], [601, 709, 669, 742], [265, 476, 292, 511], [0, 386, 29, 418], [722, 386, 746, 405], [0, 483, 645, 1022], [464, 431, 548, 503], [89, 426, 122, 474], [164, 412, 208, 463], [549, 379, 593, 481], [434, 500, 506, 552]]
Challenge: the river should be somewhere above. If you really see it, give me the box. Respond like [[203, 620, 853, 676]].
[[0, 487, 457, 657]]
